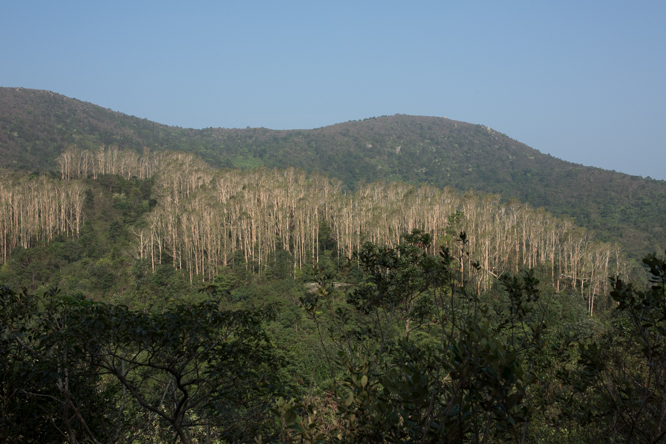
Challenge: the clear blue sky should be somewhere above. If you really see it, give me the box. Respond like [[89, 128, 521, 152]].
[[2, 1, 665, 179]]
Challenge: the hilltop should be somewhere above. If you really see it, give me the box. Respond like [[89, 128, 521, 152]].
[[1, 87, 664, 258]]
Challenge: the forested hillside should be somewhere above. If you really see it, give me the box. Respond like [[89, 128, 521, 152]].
[[1, 87, 664, 260], [2, 125, 665, 441], [1, 148, 628, 317], [2, 155, 665, 441]]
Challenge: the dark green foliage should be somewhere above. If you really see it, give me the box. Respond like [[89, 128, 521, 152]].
[[275, 231, 550, 442], [3, 224, 666, 442], [550, 252, 666, 443], [0, 285, 282, 443], [0, 286, 115, 442], [274, 237, 666, 443]]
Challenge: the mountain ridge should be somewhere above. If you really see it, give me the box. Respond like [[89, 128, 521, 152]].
[[1, 87, 664, 259]]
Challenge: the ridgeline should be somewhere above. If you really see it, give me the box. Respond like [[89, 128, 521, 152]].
[[1, 87, 664, 259]]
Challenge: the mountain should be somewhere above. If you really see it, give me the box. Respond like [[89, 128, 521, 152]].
[[1, 87, 664, 259]]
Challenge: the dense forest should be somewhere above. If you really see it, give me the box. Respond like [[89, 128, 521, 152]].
[[2, 88, 666, 443], [1, 88, 664, 260]]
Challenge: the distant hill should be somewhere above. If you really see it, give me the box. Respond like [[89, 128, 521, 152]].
[[1, 87, 664, 259]]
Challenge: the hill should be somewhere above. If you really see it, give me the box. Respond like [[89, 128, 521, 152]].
[[1, 87, 664, 258]]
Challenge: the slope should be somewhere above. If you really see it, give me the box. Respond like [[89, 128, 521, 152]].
[[1, 87, 664, 258]]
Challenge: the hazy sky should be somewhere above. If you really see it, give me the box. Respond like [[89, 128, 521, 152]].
[[2, 1, 665, 179]]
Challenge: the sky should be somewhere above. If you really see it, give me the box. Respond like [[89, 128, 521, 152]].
[[2, 1, 665, 180]]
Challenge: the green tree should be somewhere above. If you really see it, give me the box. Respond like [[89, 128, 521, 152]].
[[553, 251, 666, 442], [1, 286, 282, 443], [279, 230, 550, 443]]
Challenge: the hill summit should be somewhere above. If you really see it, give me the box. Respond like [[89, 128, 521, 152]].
[[0, 87, 664, 258]]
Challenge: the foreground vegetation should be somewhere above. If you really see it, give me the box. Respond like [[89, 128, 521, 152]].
[[2, 230, 665, 443]]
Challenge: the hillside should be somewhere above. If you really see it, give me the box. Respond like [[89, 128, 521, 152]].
[[1, 87, 664, 258], [1, 152, 626, 315]]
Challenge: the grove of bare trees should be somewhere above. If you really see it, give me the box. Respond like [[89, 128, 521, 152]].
[[0, 171, 85, 264], [50, 147, 627, 314]]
